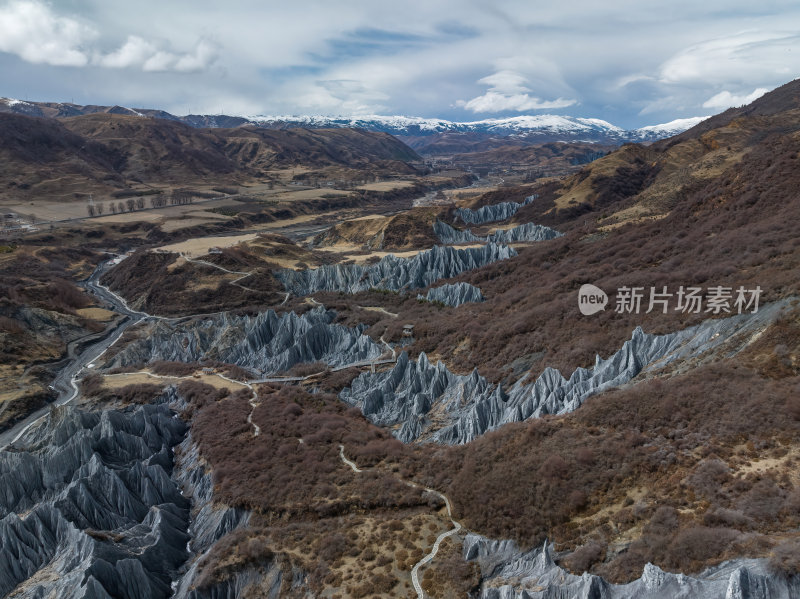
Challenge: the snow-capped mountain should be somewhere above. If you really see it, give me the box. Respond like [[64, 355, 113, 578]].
[[248, 113, 631, 137], [631, 116, 708, 141], [247, 113, 707, 148], [0, 96, 707, 150], [247, 113, 626, 136]]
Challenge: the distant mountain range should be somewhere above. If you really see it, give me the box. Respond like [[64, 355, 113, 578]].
[[0, 97, 705, 154]]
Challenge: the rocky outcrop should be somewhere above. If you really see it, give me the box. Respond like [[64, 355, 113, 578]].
[[276, 243, 517, 296], [434, 220, 562, 244], [463, 533, 800, 599], [0, 402, 190, 599], [433, 220, 481, 244], [342, 300, 789, 444], [340, 351, 503, 443], [417, 282, 485, 307], [107, 307, 381, 377], [453, 196, 534, 225], [489, 222, 563, 243]]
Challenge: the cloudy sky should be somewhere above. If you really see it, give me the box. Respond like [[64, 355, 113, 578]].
[[0, 0, 798, 127]]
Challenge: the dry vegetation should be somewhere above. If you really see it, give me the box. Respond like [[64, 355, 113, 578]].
[[7, 80, 800, 595], [405, 361, 800, 581], [180, 380, 482, 598], [326, 117, 800, 385]]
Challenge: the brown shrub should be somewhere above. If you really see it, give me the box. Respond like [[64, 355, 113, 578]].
[[150, 361, 199, 377], [114, 383, 165, 405], [666, 526, 741, 568], [562, 540, 606, 574], [769, 539, 800, 577]]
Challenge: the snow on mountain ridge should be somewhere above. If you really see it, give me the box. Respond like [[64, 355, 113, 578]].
[[248, 113, 628, 135], [633, 116, 707, 138], [0, 97, 704, 142], [1, 97, 32, 107], [247, 113, 699, 138]]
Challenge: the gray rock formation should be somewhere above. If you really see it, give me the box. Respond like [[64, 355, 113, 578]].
[[341, 300, 789, 444], [433, 220, 481, 244], [434, 220, 562, 244], [489, 222, 563, 243], [454, 196, 534, 225], [463, 533, 800, 599], [107, 307, 381, 377], [0, 402, 189, 599], [417, 282, 485, 307], [340, 351, 503, 443], [276, 243, 517, 296]]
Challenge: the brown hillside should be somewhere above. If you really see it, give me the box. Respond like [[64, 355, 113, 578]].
[[0, 112, 421, 202]]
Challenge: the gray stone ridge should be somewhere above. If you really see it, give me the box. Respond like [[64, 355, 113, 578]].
[[463, 533, 800, 599], [340, 299, 790, 445], [454, 195, 535, 225], [434, 220, 563, 244], [106, 306, 381, 377], [275, 243, 517, 296], [417, 282, 485, 307], [0, 403, 190, 599]]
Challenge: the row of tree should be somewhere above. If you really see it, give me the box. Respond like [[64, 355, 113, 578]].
[[86, 190, 194, 217]]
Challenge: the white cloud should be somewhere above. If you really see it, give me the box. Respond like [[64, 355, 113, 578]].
[[477, 70, 530, 93], [0, 1, 216, 72], [659, 31, 800, 85], [457, 60, 576, 113], [174, 40, 218, 72], [0, 0, 93, 66], [98, 36, 156, 69], [458, 91, 575, 112], [2, 1, 800, 126], [97, 36, 218, 72], [702, 87, 768, 109]]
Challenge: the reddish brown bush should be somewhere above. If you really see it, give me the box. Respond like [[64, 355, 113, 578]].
[[769, 539, 800, 577], [562, 540, 606, 574]]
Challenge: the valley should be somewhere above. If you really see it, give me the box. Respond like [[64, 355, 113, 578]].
[[1, 80, 799, 599]]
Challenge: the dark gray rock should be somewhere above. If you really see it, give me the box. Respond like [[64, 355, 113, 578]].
[[276, 243, 517, 296], [340, 351, 503, 443], [342, 300, 789, 444], [417, 282, 485, 307], [107, 307, 381, 377], [463, 533, 800, 599], [489, 222, 563, 243], [454, 196, 534, 225], [434, 220, 562, 244], [0, 402, 189, 599]]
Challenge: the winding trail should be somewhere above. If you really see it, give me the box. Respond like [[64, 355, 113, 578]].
[[359, 305, 399, 318], [108, 369, 262, 437], [219, 373, 261, 437], [338, 444, 462, 599], [182, 255, 258, 292], [380, 335, 397, 360]]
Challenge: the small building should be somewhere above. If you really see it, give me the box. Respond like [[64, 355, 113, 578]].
[[402, 324, 415, 337], [201, 367, 215, 374]]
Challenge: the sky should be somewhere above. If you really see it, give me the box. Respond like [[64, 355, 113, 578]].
[[0, 0, 799, 128]]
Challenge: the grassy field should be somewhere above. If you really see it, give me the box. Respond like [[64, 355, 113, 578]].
[[356, 180, 415, 192], [154, 233, 259, 258]]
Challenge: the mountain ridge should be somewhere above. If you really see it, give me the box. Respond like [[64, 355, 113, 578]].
[[0, 97, 705, 149]]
